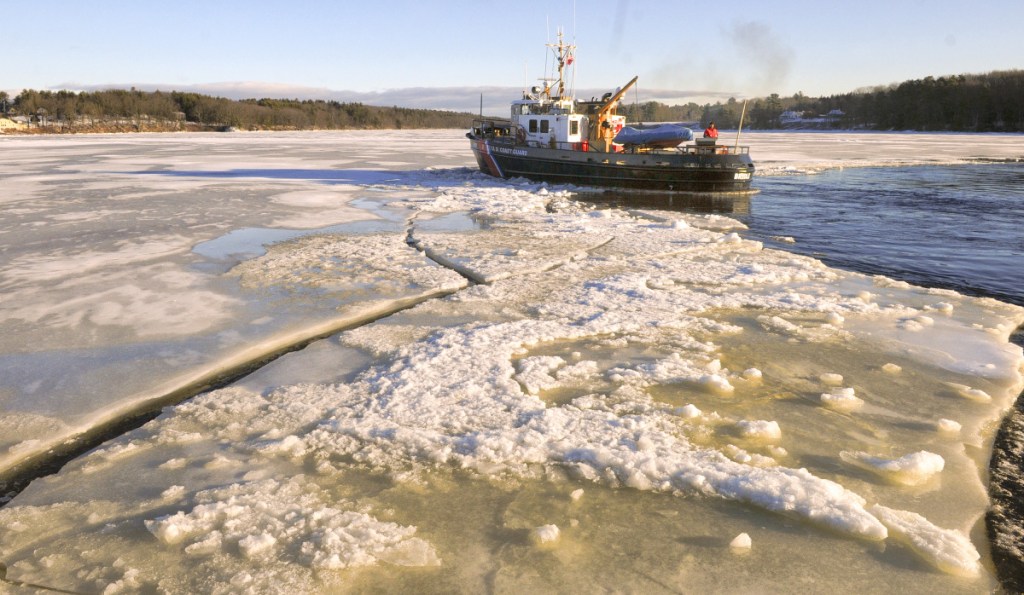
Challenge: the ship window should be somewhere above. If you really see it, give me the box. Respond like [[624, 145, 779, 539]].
[[529, 119, 538, 133], [570, 120, 579, 135], [540, 120, 549, 133]]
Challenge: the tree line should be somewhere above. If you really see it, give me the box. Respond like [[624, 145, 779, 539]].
[[0, 88, 475, 132], [696, 69, 1024, 132], [3, 69, 1022, 133]]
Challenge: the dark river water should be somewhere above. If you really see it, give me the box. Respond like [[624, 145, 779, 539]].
[[743, 164, 1024, 308]]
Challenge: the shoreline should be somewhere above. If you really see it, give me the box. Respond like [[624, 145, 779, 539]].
[[988, 380, 1024, 591]]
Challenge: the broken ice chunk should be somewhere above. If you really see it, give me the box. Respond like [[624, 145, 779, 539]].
[[935, 419, 962, 434], [820, 387, 864, 412], [870, 505, 980, 577], [927, 302, 955, 315], [900, 315, 935, 332], [736, 420, 781, 442], [840, 450, 944, 486], [700, 374, 735, 395], [729, 532, 752, 550], [238, 532, 277, 559], [160, 485, 186, 501], [677, 404, 702, 419], [819, 372, 844, 386], [531, 524, 560, 545], [944, 382, 992, 403]]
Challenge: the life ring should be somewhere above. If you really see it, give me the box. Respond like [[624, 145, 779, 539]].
[[516, 126, 526, 144]]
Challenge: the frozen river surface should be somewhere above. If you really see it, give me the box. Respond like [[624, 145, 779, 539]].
[[1, 130, 1023, 593]]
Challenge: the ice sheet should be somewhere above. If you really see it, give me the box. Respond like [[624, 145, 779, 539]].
[[1, 131, 1023, 593], [0, 132, 470, 471]]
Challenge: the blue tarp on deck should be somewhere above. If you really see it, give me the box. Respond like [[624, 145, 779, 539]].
[[614, 124, 694, 147]]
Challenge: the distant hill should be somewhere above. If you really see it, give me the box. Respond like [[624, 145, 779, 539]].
[[3, 69, 1023, 133]]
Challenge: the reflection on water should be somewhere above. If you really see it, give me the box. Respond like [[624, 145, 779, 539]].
[[574, 189, 753, 214]]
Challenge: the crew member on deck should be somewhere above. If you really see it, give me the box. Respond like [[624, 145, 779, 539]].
[[703, 121, 718, 139]]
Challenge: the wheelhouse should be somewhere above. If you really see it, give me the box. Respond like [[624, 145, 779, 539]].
[[510, 97, 590, 150]]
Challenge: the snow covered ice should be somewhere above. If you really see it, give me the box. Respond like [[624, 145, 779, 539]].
[[1, 131, 1023, 593]]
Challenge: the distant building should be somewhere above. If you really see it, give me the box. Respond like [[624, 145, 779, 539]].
[[824, 109, 845, 124], [779, 109, 845, 129], [779, 110, 804, 124], [0, 117, 27, 132]]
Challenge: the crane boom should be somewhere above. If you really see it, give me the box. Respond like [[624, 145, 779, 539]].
[[597, 76, 639, 117]]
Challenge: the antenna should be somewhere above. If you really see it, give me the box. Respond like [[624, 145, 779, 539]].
[[571, 1, 578, 97], [545, 15, 551, 83]]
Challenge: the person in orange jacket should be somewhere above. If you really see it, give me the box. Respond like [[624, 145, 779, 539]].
[[703, 121, 718, 139]]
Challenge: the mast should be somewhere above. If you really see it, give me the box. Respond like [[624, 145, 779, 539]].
[[546, 29, 575, 100], [734, 100, 748, 152]]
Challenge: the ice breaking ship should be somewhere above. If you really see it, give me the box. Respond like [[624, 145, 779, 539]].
[[468, 33, 755, 194]]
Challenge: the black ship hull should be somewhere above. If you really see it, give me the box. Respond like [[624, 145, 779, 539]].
[[469, 137, 755, 194]]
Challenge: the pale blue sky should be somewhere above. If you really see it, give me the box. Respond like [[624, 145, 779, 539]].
[[4, 0, 1022, 112]]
